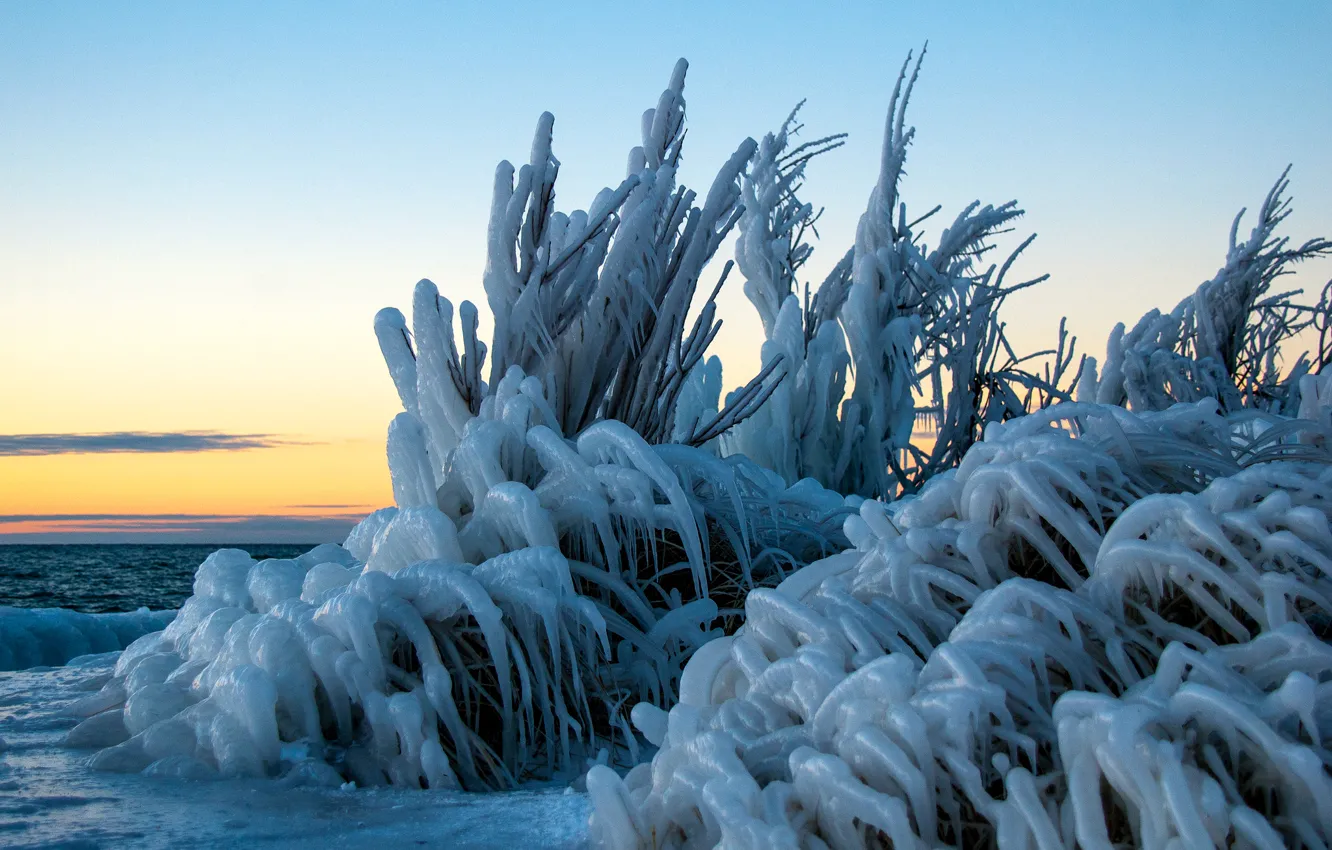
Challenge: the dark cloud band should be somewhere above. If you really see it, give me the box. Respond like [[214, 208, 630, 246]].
[[0, 432, 304, 456], [0, 512, 368, 544]]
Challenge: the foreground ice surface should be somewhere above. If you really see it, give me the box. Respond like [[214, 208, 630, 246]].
[[0, 654, 589, 849]]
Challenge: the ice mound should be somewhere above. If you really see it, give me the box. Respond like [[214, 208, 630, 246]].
[[75, 498, 834, 790], [74, 363, 843, 791], [69, 543, 596, 787], [65, 49, 1029, 802], [0, 606, 174, 671], [589, 401, 1332, 849]]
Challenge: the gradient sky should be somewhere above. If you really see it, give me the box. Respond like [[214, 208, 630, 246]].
[[2, 1, 1330, 542]]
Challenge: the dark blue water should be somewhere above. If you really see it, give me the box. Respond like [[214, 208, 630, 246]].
[[0, 544, 316, 612]]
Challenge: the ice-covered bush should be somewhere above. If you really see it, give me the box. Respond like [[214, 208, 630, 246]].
[[727, 49, 1081, 499], [68, 540, 620, 788], [722, 104, 854, 486], [729, 51, 1331, 503], [68, 48, 1332, 848], [1087, 169, 1332, 415], [70, 62, 850, 791], [589, 402, 1332, 848], [373, 59, 783, 456], [838, 51, 1081, 499]]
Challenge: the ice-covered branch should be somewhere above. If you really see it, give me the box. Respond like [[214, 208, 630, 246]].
[[1093, 168, 1332, 414]]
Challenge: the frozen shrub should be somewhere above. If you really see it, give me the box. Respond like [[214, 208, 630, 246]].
[[1088, 169, 1332, 415], [73, 49, 1332, 847], [76, 62, 849, 791], [727, 49, 1082, 499], [590, 404, 1332, 849]]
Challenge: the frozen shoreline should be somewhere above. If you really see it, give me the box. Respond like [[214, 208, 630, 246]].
[[0, 653, 589, 849]]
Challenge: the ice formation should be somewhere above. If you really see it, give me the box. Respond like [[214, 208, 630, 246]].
[[0, 606, 173, 671], [0, 656, 591, 848], [1088, 168, 1331, 416], [726, 49, 1081, 499], [63, 48, 1332, 850], [66, 379, 845, 788], [70, 62, 847, 791], [722, 103, 853, 486], [589, 402, 1332, 848]]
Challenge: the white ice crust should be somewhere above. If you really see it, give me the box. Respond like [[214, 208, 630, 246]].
[[588, 402, 1332, 849]]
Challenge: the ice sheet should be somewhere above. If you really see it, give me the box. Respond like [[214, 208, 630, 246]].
[[0, 654, 589, 849]]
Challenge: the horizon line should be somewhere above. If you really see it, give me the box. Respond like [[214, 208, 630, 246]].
[[0, 511, 369, 545]]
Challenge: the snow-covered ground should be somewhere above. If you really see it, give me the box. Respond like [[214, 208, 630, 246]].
[[0, 653, 590, 849]]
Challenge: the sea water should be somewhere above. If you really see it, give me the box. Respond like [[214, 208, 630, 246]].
[[0, 543, 314, 611]]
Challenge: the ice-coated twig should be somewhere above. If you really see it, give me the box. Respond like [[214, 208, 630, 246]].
[[1093, 168, 1332, 415]]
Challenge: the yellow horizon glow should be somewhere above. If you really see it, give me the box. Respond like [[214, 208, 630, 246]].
[[0, 440, 392, 522]]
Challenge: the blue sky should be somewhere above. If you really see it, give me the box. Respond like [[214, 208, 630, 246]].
[[1, 1, 1329, 541]]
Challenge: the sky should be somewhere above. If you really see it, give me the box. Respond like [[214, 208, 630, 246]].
[[2, 1, 1330, 542]]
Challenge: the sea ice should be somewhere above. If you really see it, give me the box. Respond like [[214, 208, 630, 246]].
[[0, 655, 590, 848]]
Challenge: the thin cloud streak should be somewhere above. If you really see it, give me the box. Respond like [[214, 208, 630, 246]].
[[0, 431, 309, 456], [0, 513, 363, 544]]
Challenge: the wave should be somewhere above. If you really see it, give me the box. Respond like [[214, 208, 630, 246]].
[[0, 606, 175, 671]]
